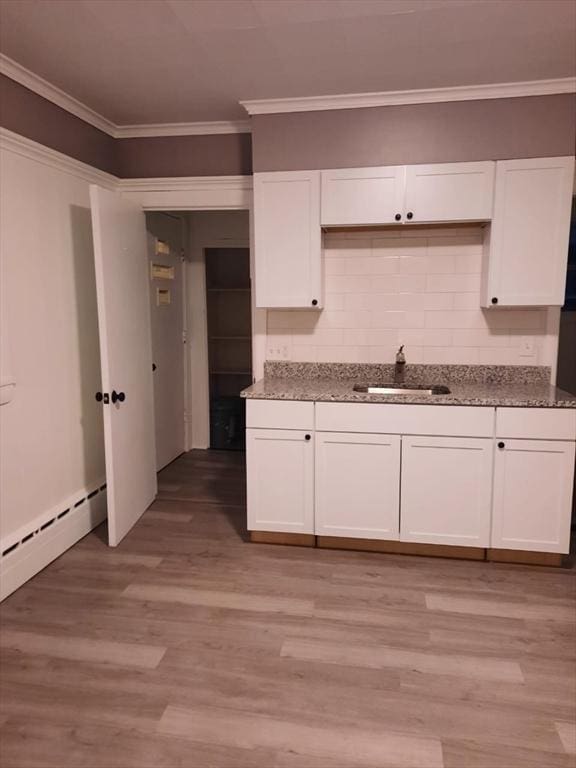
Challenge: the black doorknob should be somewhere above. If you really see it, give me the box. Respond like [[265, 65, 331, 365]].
[[394, 213, 401, 221], [152, 363, 157, 371], [498, 441, 505, 449], [406, 211, 414, 220], [95, 392, 109, 404], [111, 390, 126, 404], [95, 392, 103, 402], [311, 299, 318, 306], [305, 434, 311, 441], [491, 297, 498, 305]]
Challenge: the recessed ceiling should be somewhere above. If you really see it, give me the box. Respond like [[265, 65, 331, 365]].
[[0, 0, 574, 125]]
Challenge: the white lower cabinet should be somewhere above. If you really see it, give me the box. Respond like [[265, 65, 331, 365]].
[[246, 401, 576, 556], [315, 432, 401, 539], [246, 428, 314, 534], [491, 439, 575, 554], [400, 436, 493, 547]]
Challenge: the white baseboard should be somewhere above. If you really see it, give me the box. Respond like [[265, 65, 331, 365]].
[[0, 486, 107, 601]]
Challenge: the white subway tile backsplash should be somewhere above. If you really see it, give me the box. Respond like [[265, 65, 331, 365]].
[[398, 256, 428, 274], [453, 292, 480, 310], [326, 275, 372, 293], [452, 329, 510, 348], [317, 311, 372, 329], [266, 227, 552, 367], [425, 254, 456, 274], [395, 274, 427, 293], [292, 345, 318, 362], [422, 347, 480, 364], [425, 311, 487, 329], [325, 258, 347, 275], [324, 293, 346, 311], [371, 255, 400, 274], [425, 274, 482, 293]]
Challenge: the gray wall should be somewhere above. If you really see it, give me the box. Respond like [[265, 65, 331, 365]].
[[0, 74, 252, 178], [2, 73, 574, 178], [0, 73, 117, 174], [252, 95, 576, 172], [116, 134, 252, 178]]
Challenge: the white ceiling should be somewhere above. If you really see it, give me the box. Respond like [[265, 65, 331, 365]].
[[0, 0, 574, 125]]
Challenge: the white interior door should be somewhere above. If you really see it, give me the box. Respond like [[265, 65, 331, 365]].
[[90, 185, 157, 546]]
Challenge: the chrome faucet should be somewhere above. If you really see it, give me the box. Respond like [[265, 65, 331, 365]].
[[394, 345, 406, 384]]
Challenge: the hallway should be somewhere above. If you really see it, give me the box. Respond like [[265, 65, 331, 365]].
[[0, 451, 575, 767]]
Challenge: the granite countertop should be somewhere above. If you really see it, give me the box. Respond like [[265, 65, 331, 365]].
[[240, 363, 576, 408]]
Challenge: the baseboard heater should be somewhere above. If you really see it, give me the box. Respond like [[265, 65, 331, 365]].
[[0, 479, 107, 601]]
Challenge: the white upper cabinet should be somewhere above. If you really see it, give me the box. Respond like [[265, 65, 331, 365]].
[[321, 166, 406, 226], [315, 432, 401, 540], [400, 436, 493, 547], [481, 156, 575, 308], [404, 162, 495, 223], [253, 170, 322, 309]]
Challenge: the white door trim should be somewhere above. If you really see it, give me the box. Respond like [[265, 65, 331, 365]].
[[118, 176, 253, 211]]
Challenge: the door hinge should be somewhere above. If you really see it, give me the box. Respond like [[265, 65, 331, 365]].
[[182, 330, 187, 344]]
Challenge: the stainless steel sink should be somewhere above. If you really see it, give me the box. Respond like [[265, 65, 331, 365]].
[[353, 384, 451, 396]]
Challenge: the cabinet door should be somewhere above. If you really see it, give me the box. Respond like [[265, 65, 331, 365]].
[[491, 439, 575, 553], [481, 157, 574, 307], [401, 436, 493, 547], [320, 166, 405, 226], [404, 162, 494, 223], [315, 432, 400, 539], [253, 171, 322, 309], [246, 428, 314, 534]]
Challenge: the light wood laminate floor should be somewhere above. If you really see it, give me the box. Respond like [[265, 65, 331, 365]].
[[1, 450, 575, 768]]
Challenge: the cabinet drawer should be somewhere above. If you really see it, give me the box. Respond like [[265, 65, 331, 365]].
[[315, 403, 493, 437], [246, 399, 314, 430], [496, 408, 576, 441]]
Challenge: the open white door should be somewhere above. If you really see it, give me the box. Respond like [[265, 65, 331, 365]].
[[90, 185, 157, 546]]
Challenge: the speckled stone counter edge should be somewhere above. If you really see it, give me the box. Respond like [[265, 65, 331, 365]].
[[264, 362, 551, 385]]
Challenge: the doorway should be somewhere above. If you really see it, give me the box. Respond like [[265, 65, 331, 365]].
[[145, 210, 252, 463], [90, 186, 258, 547], [145, 212, 186, 472], [206, 247, 252, 450]]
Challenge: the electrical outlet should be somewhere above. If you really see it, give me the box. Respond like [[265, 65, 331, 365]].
[[519, 338, 536, 358], [266, 344, 290, 360]]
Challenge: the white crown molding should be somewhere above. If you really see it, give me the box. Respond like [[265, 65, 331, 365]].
[[0, 127, 118, 187], [0, 54, 117, 135], [241, 78, 576, 115], [115, 120, 251, 138], [1, 54, 252, 138]]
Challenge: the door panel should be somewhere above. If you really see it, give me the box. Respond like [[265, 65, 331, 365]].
[[321, 166, 405, 226], [315, 432, 400, 539], [401, 436, 492, 546], [246, 428, 314, 533], [491, 439, 574, 553], [482, 157, 574, 307], [405, 162, 494, 223], [254, 171, 322, 308], [90, 185, 157, 546]]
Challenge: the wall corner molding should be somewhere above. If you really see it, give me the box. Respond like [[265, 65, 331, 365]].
[[1, 54, 252, 138], [115, 120, 251, 138], [0, 127, 118, 187], [0, 54, 117, 136], [240, 78, 576, 116]]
